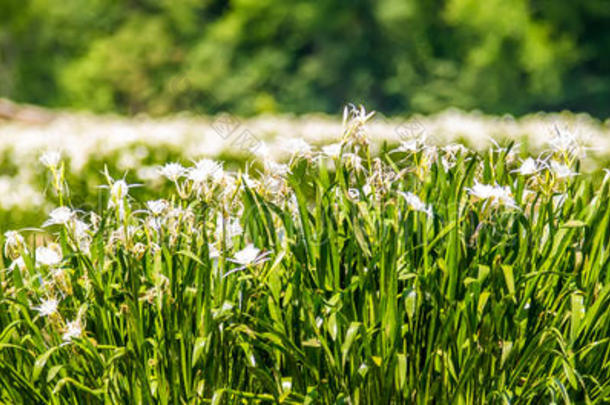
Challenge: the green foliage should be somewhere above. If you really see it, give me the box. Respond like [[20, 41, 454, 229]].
[[1, 116, 610, 402], [0, 0, 608, 116]]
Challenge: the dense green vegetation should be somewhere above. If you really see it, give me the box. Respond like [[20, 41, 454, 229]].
[[1, 109, 610, 403], [1, 0, 609, 116]]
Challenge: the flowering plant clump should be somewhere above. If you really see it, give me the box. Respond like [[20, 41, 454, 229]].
[[1, 107, 610, 403]]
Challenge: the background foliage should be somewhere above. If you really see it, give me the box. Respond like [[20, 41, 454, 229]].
[[1, 0, 608, 117]]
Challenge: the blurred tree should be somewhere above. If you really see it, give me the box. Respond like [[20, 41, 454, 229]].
[[0, 0, 607, 116]]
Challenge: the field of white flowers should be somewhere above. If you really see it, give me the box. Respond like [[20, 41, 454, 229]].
[[1, 106, 610, 403], [0, 106, 608, 226]]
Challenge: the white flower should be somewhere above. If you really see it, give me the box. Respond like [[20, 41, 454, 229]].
[[440, 156, 455, 172], [512, 158, 540, 176], [187, 159, 223, 183], [548, 126, 586, 158], [146, 199, 169, 215], [43, 207, 75, 227], [443, 144, 469, 155], [227, 219, 243, 238], [342, 105, 374, 147], [4, 230, 24, 246], [110, 225, 138, 246], [33, 298, 59, 317], [342, 153, 364, 172], [62, 319, 83, 342], [216, 215, 243, 241], [231, 244, 268, 266], [40, 151, 61, 168], [282, 139, 312, 157], [399, 191, 433, 217], [9, 256, 26, 272], [208, 244, 220, 259], [550, 161, 577, 179], [4, 230, 25, 258], [395, 140, 421, 153], [261, 175, 283, 195], [72, 219, 91, 244], [362, 183, 372, 196], [343, 104, 375, 127], [242, 173, 259, 189], [111, 179, 130, 202], [321, 143, 342, 159], [468, 181, 518, 209], [35, 246, 62, 267], [158, 162, 186, 182], [264, 160, 290, 177]]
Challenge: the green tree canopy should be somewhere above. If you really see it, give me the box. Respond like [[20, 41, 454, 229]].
[[0, 0, 608, 116]]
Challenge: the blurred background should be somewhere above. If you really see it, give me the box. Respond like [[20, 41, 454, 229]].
[[1, 0, 609, 118]]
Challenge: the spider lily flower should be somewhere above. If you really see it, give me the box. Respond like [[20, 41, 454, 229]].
[[343, 104, 375, 128], [342, 153, 365, 173], [547, 126, 591, 159], [440, 145, 470, 170], [33, 298, 59, 317], [321, 143, 342, 159], [9, 256, 26, 273], [241, 173, 260, 190], [208, 243, 220, 260], [512, 158, 542, 176], [549, 161, 578, 179], [342, 104, 374, 147], [101, 169, 137, 200], [158, 162, 186, 182], [35, 245, 63, 267], [467, 181, 518, 209], [224, 244, 271, 278], [146, 199, 169, 216], [187, 159, 223, 184], [264, 160, 290, 177], [62, 319, 83, 342], [101, 174, 139, 218], [394, 139, 421, 153], [71, 217, 88, 233], [109, 225, 139, 247], [110, 180, 130, 202], [256, 176, 285, 199], [229, 244, 271, 266], [4, 230, 25, 259], [442, 144, 469, 156], [109, 180, 131, 217], [282, 138, 313, 159], [39, 151, 61, 169], [43, 206, 75, 227], [232, 244, 263, 266], [489, 139, 521, 155], [399, 191, 433, 217], [440, 156, 455, 172]]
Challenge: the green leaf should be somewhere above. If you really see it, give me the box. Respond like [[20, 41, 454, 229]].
[[32, 346, 59, 383]]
